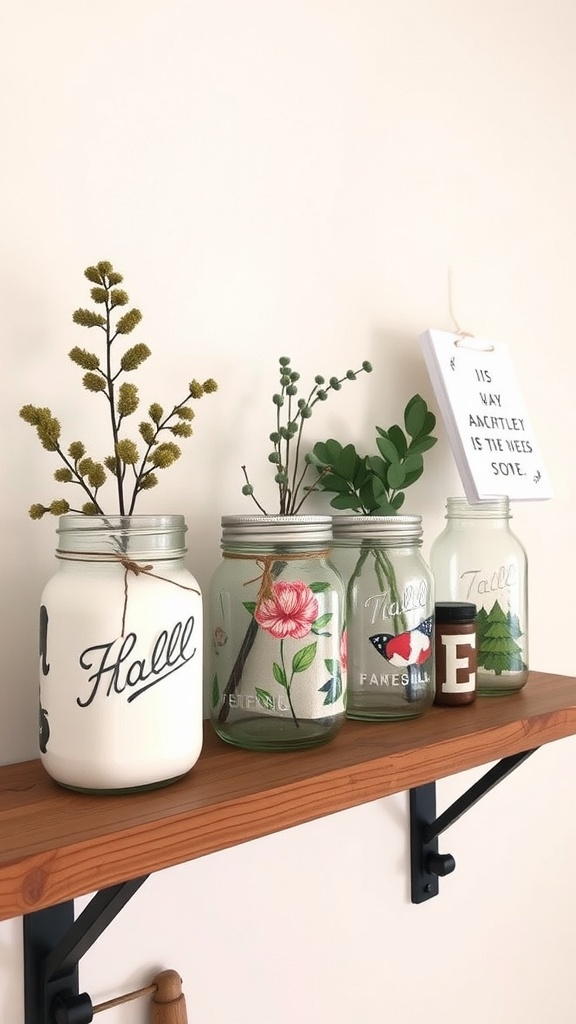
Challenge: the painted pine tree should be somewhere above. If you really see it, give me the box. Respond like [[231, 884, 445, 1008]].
[[476, 599, 526, 675]]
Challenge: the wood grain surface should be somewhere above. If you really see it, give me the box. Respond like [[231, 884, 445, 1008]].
[[1, 671, 575, 920]]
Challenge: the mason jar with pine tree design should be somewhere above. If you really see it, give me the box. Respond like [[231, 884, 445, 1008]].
[[430, 496, 528, 695]]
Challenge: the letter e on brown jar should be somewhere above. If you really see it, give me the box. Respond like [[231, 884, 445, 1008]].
[[434, 602, 477, 706]]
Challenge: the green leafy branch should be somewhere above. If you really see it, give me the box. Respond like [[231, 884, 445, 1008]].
[[241, 355, 373, 515], [20, 260, 218, 519], [309, 394, 438, 641], [308, 394, 437, 514]]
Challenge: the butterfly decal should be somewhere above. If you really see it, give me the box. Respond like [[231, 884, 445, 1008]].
[[369, 616, 433, 668]]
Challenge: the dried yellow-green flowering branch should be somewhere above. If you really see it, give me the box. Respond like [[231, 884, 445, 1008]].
[[20, 260, 218, 518]]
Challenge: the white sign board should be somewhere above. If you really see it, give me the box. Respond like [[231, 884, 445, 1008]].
[[419, 328, 553, 502]]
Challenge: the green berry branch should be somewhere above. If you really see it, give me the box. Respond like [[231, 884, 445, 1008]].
[[20, 260, 218, 519], [241, 355, 373, 515]]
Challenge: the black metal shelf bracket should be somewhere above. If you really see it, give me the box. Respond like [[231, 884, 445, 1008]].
[[410, 746, 538, 904], [23, 874, 148, 1024]]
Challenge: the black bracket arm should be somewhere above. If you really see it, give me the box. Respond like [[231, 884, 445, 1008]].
[[410, 747, 538, 903], [23, 875, 148, 1024]]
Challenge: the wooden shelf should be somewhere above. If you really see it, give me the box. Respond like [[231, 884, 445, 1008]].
[[1, 670, 576, 922]]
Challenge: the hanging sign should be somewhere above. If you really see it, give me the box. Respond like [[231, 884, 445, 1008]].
[[419, 328, 553, 502]]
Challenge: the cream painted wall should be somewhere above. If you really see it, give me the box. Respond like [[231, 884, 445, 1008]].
[[1, 1, 575, 1021]]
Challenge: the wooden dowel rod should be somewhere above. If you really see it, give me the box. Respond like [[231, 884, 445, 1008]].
[[94, 983, 157, 1013], [91, 969, 187, 1022]]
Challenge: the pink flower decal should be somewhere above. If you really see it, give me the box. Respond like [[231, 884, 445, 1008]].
[[255, 581, 319, 640]]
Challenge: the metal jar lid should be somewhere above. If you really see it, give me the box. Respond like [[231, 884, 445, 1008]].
[[331, 515, 423, 542], [221, 514, 333, 545]]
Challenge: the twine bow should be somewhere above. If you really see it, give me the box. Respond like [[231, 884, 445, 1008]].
[[243, 555, 279, 609], [223, 549, 329, 615]]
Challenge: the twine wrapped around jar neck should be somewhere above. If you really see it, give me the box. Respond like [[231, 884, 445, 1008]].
[[116, 555, 200, 636], [223, 549, 330, 609], [57, 549, 201, 637]]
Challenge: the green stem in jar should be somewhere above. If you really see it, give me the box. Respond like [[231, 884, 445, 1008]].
[[372, 547, 408, 634], [345, 544, 371, 622], [345, 544, 408, 635]]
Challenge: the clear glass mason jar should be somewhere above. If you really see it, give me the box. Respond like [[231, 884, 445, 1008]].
[[430, 497, 528, 695], [209, 515, 346, 751], [39, 515, 203, 793], [331, 516, 435, 721]]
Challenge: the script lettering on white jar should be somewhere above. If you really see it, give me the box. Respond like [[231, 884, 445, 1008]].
[[77, 615, 197, 708]]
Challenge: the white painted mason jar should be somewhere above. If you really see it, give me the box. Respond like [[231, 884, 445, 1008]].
[[39, 515, 203, 792], [331, 515, 435, 721], [209, 515, 346, 751], [430, 496, 528, 695]]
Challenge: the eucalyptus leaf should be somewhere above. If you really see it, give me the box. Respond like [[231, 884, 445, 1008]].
[[330, 492, 364, 510], [374, 499, 398, 515], [318, 471, 350, 493], [375, 435, 400, 464], [402, 452, 424, 476], [404, 395, 427, 437], [311, 440, 333, 465], [324, 439, 345, 466], [334, 443, 358, 479], [352, 457, 369, 489], [367, 454, 389, 482], [357, 480, 379, 511], [359, 476, 385, 509], [408, 434, 437, 454], [404, 393, 422, 417], [403, 466, 424, 487], [388, 424, 408, 457], [387, 461, 406, 489], [422, 411, 437, 435]]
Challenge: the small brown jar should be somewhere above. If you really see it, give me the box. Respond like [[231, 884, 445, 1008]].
[[434, 602, 477, 706]]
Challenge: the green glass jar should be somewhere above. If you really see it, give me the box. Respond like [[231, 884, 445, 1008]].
[[209, 515, 346, 751], [331, 516, 435, 721]]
